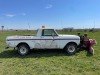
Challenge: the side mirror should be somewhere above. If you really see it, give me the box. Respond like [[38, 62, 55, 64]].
[[52, 33, 55, 37], [52, 33, 55, 41]]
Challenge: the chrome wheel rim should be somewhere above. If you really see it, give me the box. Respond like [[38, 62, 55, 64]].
[[20, 46, 27, 54], [68, 46, 75, 52]]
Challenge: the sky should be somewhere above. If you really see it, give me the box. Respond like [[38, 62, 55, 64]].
[[0, 0, 100, 30]]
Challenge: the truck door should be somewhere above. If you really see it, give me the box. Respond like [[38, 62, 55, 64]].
[[40, 29, 59, 49]]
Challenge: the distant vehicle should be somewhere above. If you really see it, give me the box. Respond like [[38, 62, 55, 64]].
[[6, 28, 80, 56]]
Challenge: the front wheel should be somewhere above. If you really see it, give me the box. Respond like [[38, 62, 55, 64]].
[[18, 44, 30, 56], [64, 43, 77, 55]]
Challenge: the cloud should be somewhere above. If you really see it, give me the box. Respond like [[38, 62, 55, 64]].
[[4, 13, 26, 18], [21, 13, 26, 16], [45, 4, 53, 9], [5, 14, 16, 17]]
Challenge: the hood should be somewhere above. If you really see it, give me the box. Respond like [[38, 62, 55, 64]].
[[59, 34, 80, 40]]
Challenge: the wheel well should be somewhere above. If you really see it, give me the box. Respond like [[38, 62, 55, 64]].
[[17, 42, 30, 48], [64, 42, 77, 49]]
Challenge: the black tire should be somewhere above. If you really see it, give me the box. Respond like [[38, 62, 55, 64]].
[[64, 43, 77, 55], [18, 44, 30, 56]]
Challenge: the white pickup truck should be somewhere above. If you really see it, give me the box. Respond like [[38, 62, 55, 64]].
[[6, 28, 80, 55]]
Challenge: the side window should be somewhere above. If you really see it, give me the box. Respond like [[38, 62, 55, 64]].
[[42, 29, 57, 36]]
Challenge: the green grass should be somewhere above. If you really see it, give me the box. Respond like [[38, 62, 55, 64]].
[[0, 30, 100, 75]]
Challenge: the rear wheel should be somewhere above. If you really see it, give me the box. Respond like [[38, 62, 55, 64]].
[[18, 44, 30, 56], [65, 43, 77, 55]]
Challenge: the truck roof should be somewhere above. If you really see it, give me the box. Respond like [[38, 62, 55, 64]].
[[36, 28, 57, 37]]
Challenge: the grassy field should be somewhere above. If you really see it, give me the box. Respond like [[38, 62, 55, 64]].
[[0, 30, 100, 75]]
